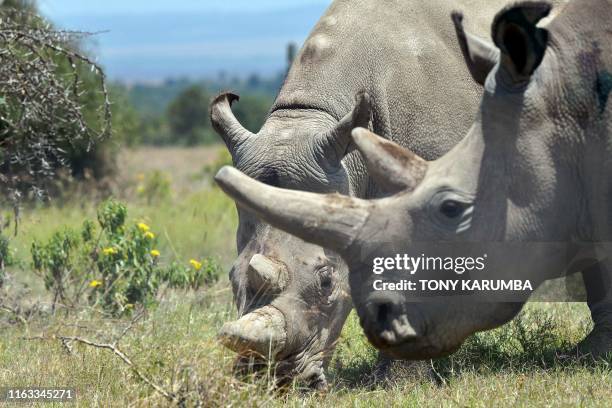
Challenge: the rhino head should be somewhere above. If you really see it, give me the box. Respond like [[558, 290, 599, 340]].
[[214, 0, 612, 359], [211, 91, 371, 386]]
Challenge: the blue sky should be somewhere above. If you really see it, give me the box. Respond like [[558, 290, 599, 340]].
[[37, 1, 332, 82], [38, 0, 329, 16]]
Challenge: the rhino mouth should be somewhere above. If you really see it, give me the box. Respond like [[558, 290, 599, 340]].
[[229, 332, 330, 389]]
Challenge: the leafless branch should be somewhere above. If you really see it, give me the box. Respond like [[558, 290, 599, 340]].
[[0, 9, 112, 205], [23, 332, 176, 403]]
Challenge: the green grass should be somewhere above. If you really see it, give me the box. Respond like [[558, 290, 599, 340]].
[[1, 179, 611, 406], [10, 186, 238, 269]]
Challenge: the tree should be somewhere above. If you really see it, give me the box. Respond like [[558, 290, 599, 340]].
[[166, 85, 210, 145], [0, 0, 112, 205]]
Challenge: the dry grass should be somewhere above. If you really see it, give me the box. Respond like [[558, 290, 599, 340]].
[[116, 145, 223, 194], [1, 147, 611, 406]]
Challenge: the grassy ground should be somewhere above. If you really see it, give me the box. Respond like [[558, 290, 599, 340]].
[[1, 146, 611, 407]]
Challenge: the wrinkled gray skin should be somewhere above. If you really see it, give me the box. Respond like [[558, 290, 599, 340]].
[[211, 0, 515, 386], [214, 0, 612, 360]]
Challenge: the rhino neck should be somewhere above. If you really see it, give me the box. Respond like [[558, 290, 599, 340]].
[[545, 0, 612, 242], [272, 0, 521, 200]]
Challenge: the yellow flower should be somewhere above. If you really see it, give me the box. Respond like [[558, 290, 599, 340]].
[[150, 249, 161, 258], [144, 231, 155, 239], [189, 259, 202, 270], [89, 280, 102, 288], [137, 222, 150, 232], [136, 185, 145, 194], [136, 173, 145, 182], [102, 247, 118, 256]]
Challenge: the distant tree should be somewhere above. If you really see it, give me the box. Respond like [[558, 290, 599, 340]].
[[246, 73, 261, 90], [166, 85, 211, 145], [232, 93, 272, 134], [287, 42, 298, 72]]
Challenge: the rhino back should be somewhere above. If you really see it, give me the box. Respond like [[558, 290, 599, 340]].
[[272, 0, 512, 161]]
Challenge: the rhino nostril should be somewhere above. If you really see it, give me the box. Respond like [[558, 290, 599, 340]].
[[376, 302, 393, 324], [366, 298, 420, 345]]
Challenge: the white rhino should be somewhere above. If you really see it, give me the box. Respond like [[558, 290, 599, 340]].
[[214, 0, 612, 360], [211, 0, 556, 384]]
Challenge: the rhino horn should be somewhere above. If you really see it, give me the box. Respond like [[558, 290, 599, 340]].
[[248, 254, 289, 293], [209, 92, 254, 152], [451, 11, 499, 86], [351, 127, 428, 194], [218, 305, 287, 357], [317, 91, 372, 163], [214, 166, 371, 253]]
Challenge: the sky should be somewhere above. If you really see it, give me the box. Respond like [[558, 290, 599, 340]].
[[37, 0, 332, 83]]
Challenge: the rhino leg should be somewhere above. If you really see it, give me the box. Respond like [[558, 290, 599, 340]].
[[576, 262, 612, 359]]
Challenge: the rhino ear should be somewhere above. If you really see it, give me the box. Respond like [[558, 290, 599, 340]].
[[491, 2, 551, 83], [351, 128, 428, 194], [452, 11, 499, 86]]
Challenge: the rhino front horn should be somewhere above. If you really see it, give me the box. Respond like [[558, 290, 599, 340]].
[[248, 254, 289, 293], [218, 305, 287, 357], [209, 92, 254, 152], [214, 166, 372, 253]]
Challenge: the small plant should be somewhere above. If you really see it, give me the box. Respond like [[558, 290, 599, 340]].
[[0, 235, 12, 286], [163, 258, 221, 290], [136, 171, 172, 204], [0, 213, 15, 287], [31, 229, 84, 312], [31, 199, 220, 316]]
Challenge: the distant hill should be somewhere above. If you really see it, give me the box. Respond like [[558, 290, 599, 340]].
[[48, 5, 328, 82]]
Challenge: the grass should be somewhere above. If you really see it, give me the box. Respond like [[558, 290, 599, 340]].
[[1, 147, 611, 406]]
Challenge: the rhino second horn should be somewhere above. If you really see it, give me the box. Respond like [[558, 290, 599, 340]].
[[248, 254, 289, 293], [317, 91, 372, 162], [218, 306, 287, 358]]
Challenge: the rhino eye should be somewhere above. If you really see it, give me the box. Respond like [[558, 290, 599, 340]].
[[318, 266, 335, 298], [439, 200, 469, 219]]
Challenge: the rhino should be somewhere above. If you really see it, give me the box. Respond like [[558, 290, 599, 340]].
[[214, 0, 612, 360], [211, 0, 535, 385]]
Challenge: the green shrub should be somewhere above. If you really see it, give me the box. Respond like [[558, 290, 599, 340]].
[[31, 199, 219, 316], [0, 233, 15, 286], [31, 229, 84, 312]]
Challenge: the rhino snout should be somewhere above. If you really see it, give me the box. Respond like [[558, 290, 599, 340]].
[[218, 305, 287, 358], [361, 293, 421, 348]]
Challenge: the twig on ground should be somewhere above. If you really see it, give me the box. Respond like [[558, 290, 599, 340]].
[[22, 309, 174, 403], [0, 303, 27, 325], [64, 336, 175, 402]]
